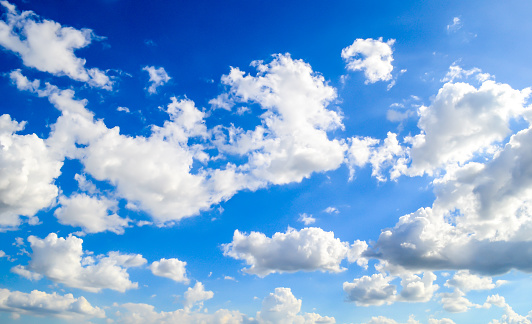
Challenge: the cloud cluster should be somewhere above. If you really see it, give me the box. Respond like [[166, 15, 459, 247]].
[[0, 288, 105, 320], [223, 227, 367, 276], [0, 2, 112, 89], [341, 38, 395, 83], [13, 233, 146, 292], [0, 114, 62, 229]]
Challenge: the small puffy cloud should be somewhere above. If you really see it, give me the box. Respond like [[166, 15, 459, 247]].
[[0, 288, 105, 320], [54, 193, 130, 234], [117, 106, 130, 113], [13, 233, 146, 292], [439, 289, 480, 313], [0, 2, 112, 89], [149, 258, 188, 284], [223, 227, 365, 276], [0, 114, 62, 229], [183, 282, 213, 311], [485, 294, 532, 324], [362, 315, 421, 324], [447, 17, 462, 33], [143, 66, 171, 94], [445, 270, 503, 292], [343, 273, 397, 306], [298, 213, 316, 225], [342, 37, 395, 83], [324, 206, 339, 214]]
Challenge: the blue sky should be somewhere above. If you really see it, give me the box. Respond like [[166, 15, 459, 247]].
[[1, 0, 532, 323]]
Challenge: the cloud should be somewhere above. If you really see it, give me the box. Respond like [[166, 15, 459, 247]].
[[183, 282, 213, 311], [13, 233, 146, 292], [0, 2, 112, 89], [406, 79, 531, 176], [211, 53, 346, 185], [445, 270, 504, 292], [361, 315, 421, 324], [149, 258, 189, 284], [114, 287, 334, 324], [0, 114, 62, 229], [323, 206, 339, 214], [485, 294, 532, 324], [341, 37, 395, 84], [298, 213, 316, 225], [143, 66, 171, 94], [343, 271, 438, 306], [447, 17, 462, 33], [54, 193, 130, 234], [223, 227, 367, 276], [0, 288, 105, 320], [439, 289, 481, 313]]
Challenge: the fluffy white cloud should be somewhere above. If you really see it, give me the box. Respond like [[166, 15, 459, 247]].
[[143, 66, 171, 94], [0, 288, 105, 320], [362, 315, 421, 324], [13, 233, 146, 292], [149, 258, 188, 284], [54, 193, 130, 234], [298, 213, 316, 225], [445, 270, 504, 292], [212, 54, 346, 185], [344, 271, 438, 306], [0, 114, 62, 229], [0, 2, 112, 89], [223, 227, 366, 276], [341, 37, 395, 83], [183, 282, 213, 311], [114, 287, 334, 324], [347, 132, 407, 181], [343, 273, 397, 306], [439, 289, 480, 313], [257, 287, 335, 324], [406, 79, 531, 176], [486, 295, 532, 324]]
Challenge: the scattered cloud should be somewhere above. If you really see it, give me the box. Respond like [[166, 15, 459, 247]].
[[143, 66, 171, 94], [149, 258, 189, 284], [342, 37, 395, 84]]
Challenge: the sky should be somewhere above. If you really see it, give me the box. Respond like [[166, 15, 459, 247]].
[[0, 0, 532, 323]]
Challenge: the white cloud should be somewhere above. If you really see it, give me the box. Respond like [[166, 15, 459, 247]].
[[117, 106, 131, 113], [149, 258, 189, 284], [344, 271, 438, 306], [183, 282, 213, 311], [343, 273, 397, 306], [341, 37, 395, 84], [428, 319, 456, 324], [447, 17, 463, 33], [54, 193, 130, 234], [0, 114, 62, 229], [114, 287, 334, 324], [406, 79, 531, 176], [298, 213, 316, 225], [143, 66, 171, 94], [445, 270, 504, 292], [0, 2, 112, 89], [212, 54, 346, 185], [485, 294, 532, 324], [323, 206, 339, 214], [13, 233, 146, 292], [223, 227, 366, 276], [0, 288, 105, 320], [439, 289, 480, 313], [361, 315, 421, 324]]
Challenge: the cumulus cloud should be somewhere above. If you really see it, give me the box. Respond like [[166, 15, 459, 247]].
[[114, 287, 334, 324], [149, 258, 188, 284], [298, 213, 316, 225], [0, 2, 112, 89], [0, 114, 62, 229], [343, 271, 438, 306], [13, 233, 146, 292], [211, 54, 346, 185], [54, 193, 130, 234], [406, 79, 531, 176], [445, 270, 504, 292], [439, 289, 481, 313], [223, 227, 367, 276], [0, 288, 105, 320], [143, 66, 171, 94], [183, 282, 213, 311], [341, 37, 395, 83], [485, 294, 532, 324]]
